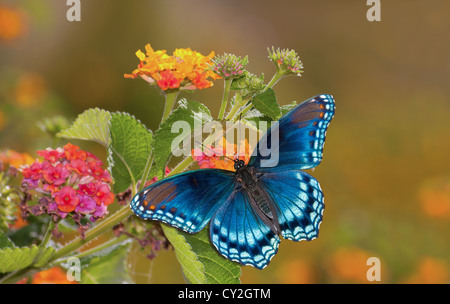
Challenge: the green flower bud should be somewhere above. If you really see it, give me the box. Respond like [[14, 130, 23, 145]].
[[0, 172, 20, 232], [212, 53, 249, 79], [37, 115, 70, 138], [267, 47, 303, 76]]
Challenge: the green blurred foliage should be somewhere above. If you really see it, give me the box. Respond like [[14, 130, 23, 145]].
[[1, 0, 449, 283]]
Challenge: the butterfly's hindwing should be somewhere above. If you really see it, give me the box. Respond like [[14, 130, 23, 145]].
[[258, 168, 324, 241], [210, 187, 281, 269]]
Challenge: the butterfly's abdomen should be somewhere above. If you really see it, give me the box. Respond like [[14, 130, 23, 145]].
[[248, 187, 273, 219], [236, 166, 281, 234]]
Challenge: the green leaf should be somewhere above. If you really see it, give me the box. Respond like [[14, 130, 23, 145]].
[[250, 88, 281, 120], [79, 243, 132, 284], [152, 99, 212, 175], [242, 108, 273, 124], [108, 112, 153, 193], [280, 100, 298, 116], [0, 245, 53, 273], [0, 233, 15, 249], [162, 225, 206, 284], [0, 246, 38, 273], [57, 108, 112, 147], [162, 225, 241, 284], [184, 228, 241, 284]]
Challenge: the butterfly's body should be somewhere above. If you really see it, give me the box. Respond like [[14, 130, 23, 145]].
[[234, 163, 281, 235], [131, 94, 335, 269]]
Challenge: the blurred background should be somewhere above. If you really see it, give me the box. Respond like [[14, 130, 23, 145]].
[[1, 0, 449, 283]]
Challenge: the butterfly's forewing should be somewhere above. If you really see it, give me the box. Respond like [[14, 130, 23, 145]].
[[131, 169, 235, 233], [210, 186, 281, 269], [257, 169, 324, 241], [249, 94, 335, 170]]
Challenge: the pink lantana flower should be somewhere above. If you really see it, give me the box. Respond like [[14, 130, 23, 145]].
[[20, 143, 115, 238]]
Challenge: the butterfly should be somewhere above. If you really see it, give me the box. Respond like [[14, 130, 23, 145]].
[[130, 94, 335, 269]]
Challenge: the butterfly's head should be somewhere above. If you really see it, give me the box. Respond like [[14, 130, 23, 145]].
[[234, 159, 245, 170]]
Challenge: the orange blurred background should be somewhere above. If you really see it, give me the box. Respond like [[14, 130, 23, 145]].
[[1, 0, 449, 283]]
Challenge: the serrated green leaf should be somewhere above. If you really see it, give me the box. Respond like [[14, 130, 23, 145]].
[[242, 108, 273, 124], [280, 100, 298, 116], [57, 108, 112, 147], [152, 99, 212, 175], [0, 245, 38, 273], [184, 228, 241, 284], [80, 243, 132, 284], [162, 225, 241, 284], [108, 112, 153, 193], [0, 233, 15, 249], [251, 88, 281, 120], [162, 225, 206, 284]]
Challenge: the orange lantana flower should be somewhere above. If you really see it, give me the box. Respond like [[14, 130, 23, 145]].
[[0, 149, 34, 169], [192, 137, 253, 171], [125, 44, 220, 91], [31, 267, 77, 284]]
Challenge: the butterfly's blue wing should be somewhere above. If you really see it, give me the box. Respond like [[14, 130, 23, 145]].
[[210, 185, 281, 269], [130, 169, 235, 233], [257, 168, 324, 241], [249, 94, 335, 170]]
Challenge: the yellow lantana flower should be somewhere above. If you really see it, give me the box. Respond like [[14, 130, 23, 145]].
[[125, 44, 220, 91]]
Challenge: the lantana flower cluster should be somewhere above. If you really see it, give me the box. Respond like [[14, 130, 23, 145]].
[[124, 44, 221, 91], [192, 137, 253, 171], [20, 143, 114, 235]]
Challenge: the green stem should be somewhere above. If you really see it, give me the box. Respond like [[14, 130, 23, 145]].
[[218, 78, 232, 120], [53, 234, 129, 264], [225, 96, 251, 121], [167, 156, 193, 177], [29, 220, 55, 268], [161, 91, 180, 124], [235, 102, 254, 119], [50, 205, 134, 262], [40, 221, 55, 249], [138, 154, 154, 193], [264, 71, 284, 91]]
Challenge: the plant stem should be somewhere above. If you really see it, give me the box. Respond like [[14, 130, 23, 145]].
[[161, 91, 180, 124], [235, 102, 254, 119], [138, 154, 154, 193], [218, 78, 232, 120], [50, 205, 133, 262], [53, 234, 129, 264], [264, 71, 284, 91], [167, 156, 193, 177], [225, 96, 251, 121], [34, 220, 55, 262]]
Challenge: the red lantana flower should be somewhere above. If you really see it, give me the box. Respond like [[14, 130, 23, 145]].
[[157, 70, 180, 90], [54, 186, 80, 213], [20, 143, 115, 237]]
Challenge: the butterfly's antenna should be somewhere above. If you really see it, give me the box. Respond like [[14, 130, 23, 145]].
[[195, 141, 235, 162], [236, 114, 242, 160]]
